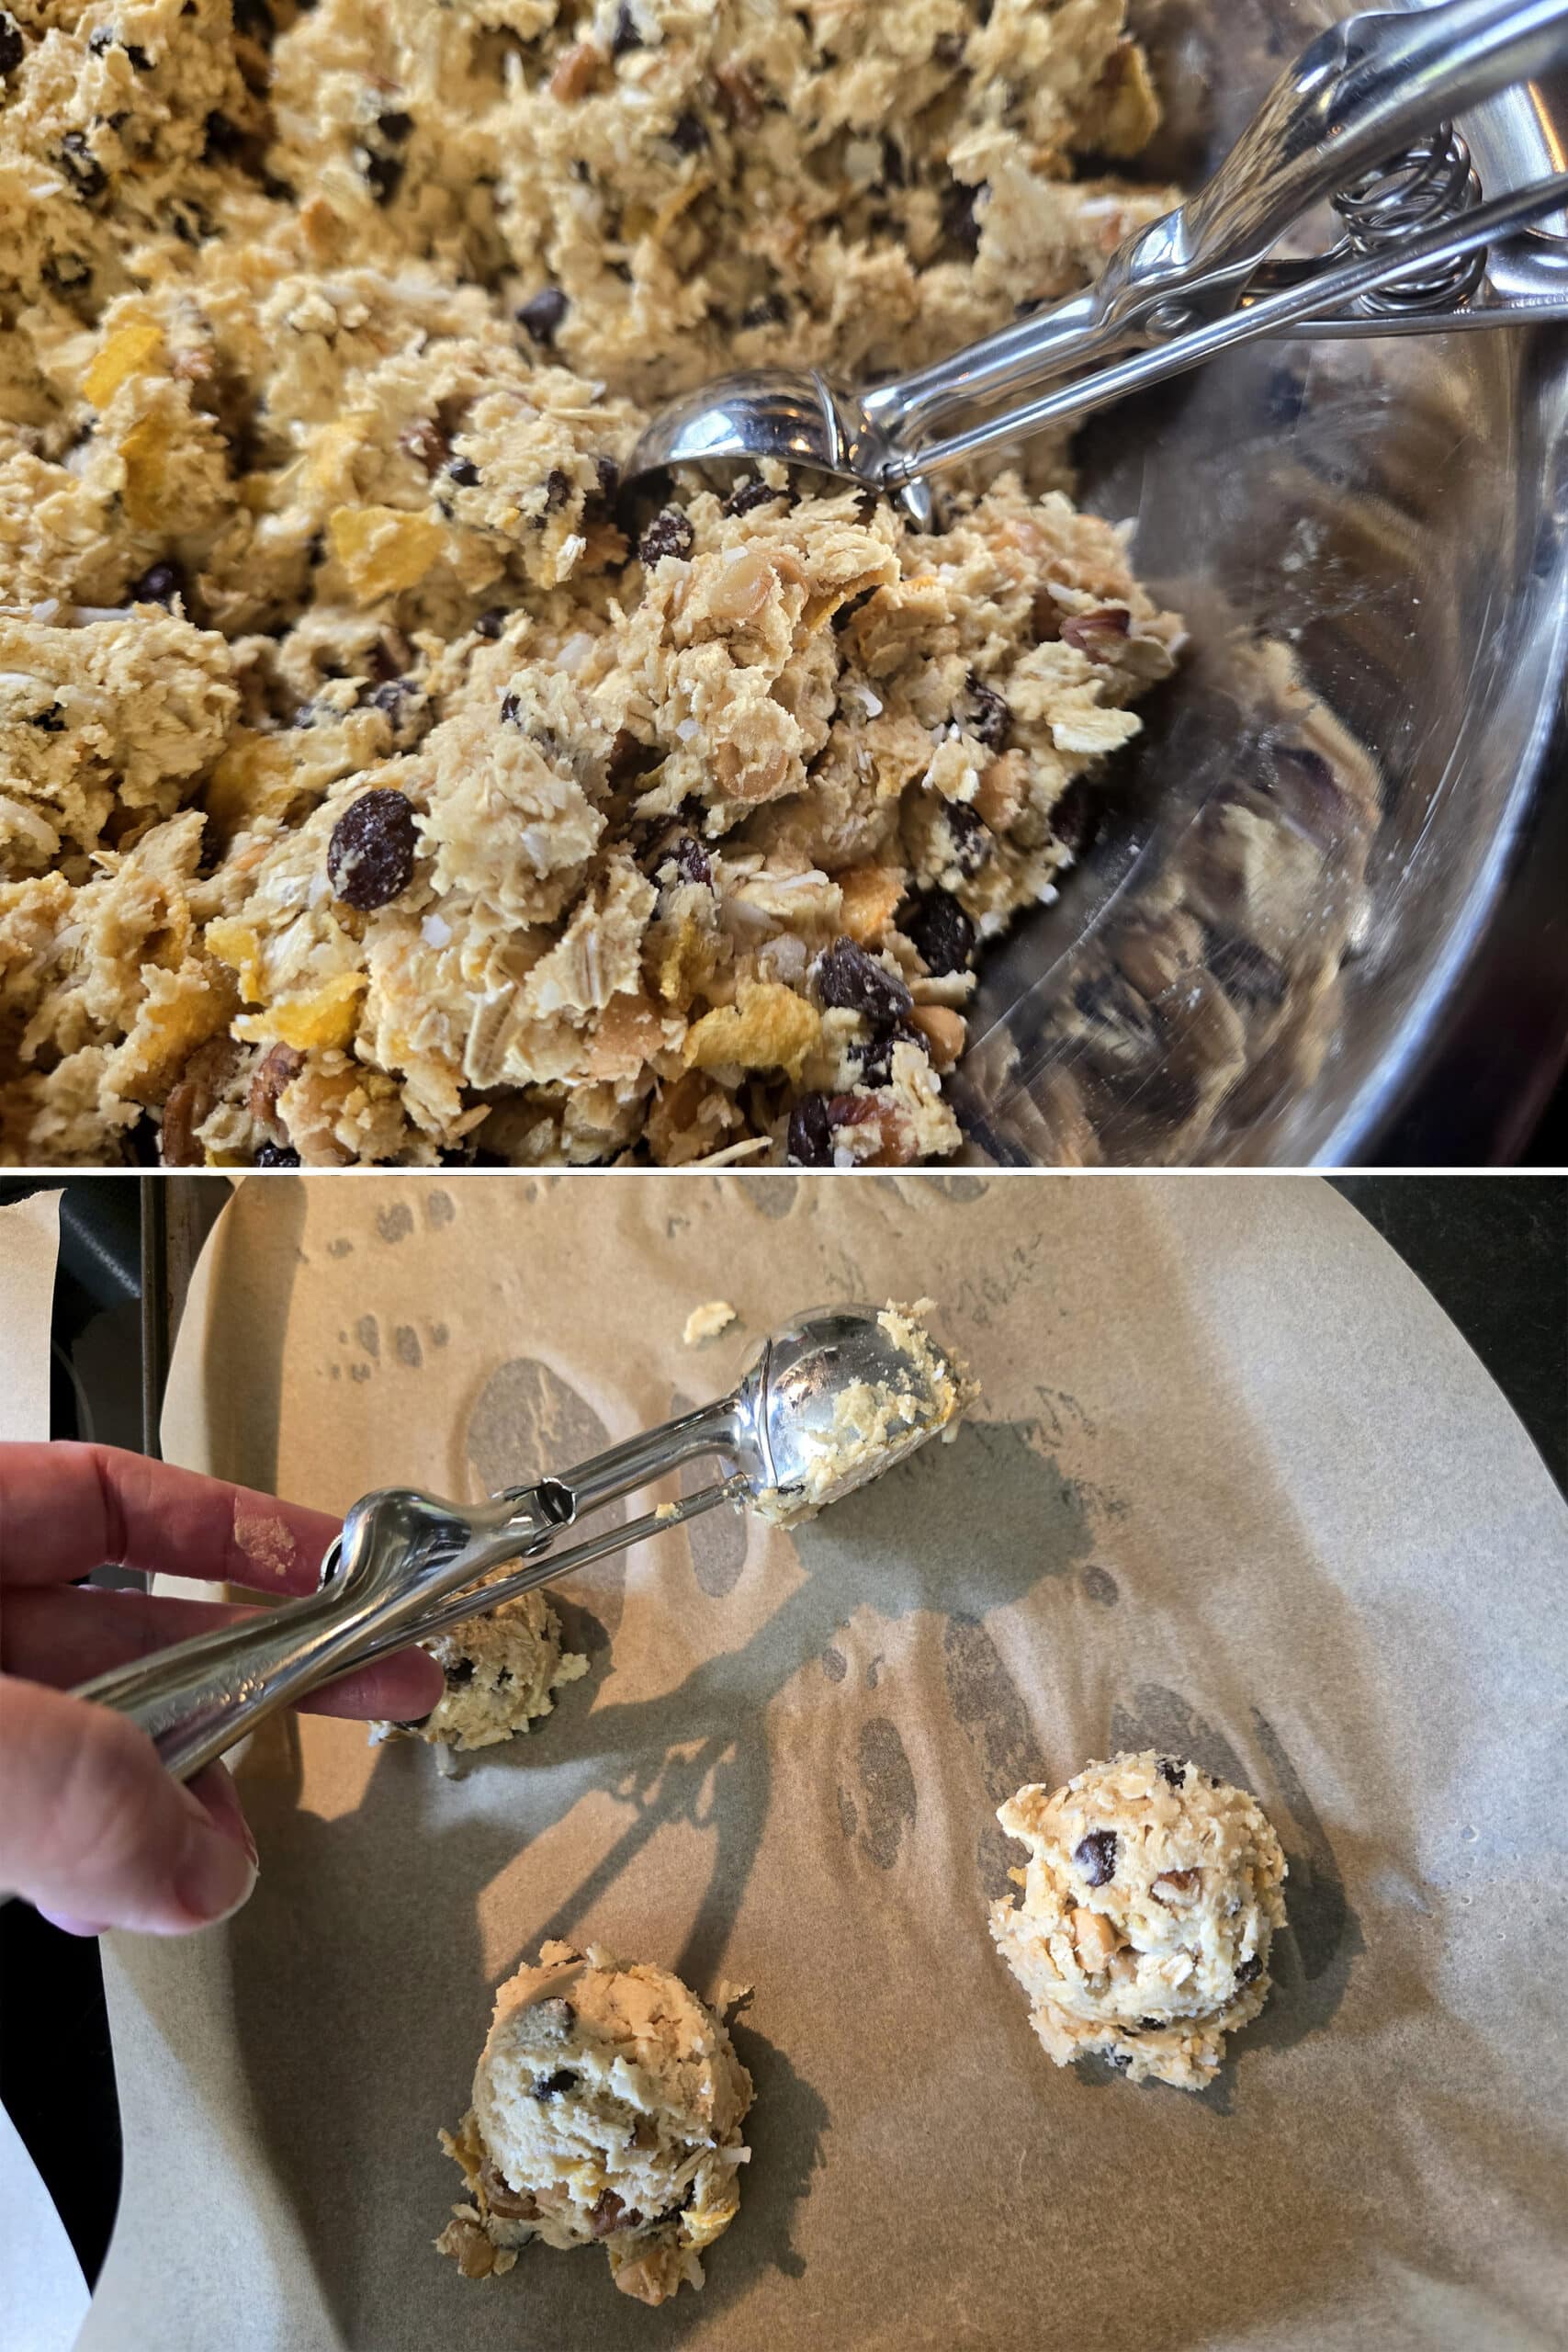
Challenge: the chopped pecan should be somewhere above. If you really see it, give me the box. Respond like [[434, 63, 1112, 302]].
[[589, 2188, 643, 2236], [713, 62, 762, 129], [1152, 1868, 1201, 1901], [479, 2163, 540, 2223], [549, 40, 604, 101], [248, 1043, 304, 1138]]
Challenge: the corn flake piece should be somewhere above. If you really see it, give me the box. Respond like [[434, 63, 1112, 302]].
[[329, 505, 446, 605], [234, 971, 367, 1052], [204, 918, 265, 1003], [683, 982, 819, 1080], [838, 864, 906, 946], [118, 412, 178, 529], [85, 322, 163, 408]]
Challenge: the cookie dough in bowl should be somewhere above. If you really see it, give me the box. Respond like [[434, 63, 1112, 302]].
[[990, 1750, 1287, 2090], [0, 0, 1182, 1169], [437, 1940, 754, 2306]]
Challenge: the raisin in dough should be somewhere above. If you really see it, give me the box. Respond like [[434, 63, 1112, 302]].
[[369, 1584, 587, 1758], [437, 1941, 753, 2306], [990, 1750, 1287, 2090]]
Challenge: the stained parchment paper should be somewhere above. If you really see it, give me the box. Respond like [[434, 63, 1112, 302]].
[[84, 1175, 1568, 2352]]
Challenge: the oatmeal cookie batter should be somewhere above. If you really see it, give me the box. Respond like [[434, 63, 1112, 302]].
[[0, 0, 1181, 1168], [437, 1939, 754, 2306], [367, 1581, 586, 1758], [990, 1749, 1287, 2090]]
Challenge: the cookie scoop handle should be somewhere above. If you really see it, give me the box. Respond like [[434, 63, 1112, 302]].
[[69, 1481, 571, 1781]]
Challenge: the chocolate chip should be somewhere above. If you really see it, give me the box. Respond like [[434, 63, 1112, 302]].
[[813, 936, 913, 1026], [1073, 1829, 1118, 1886], [361, 148, 404, 205], [1156, 1758, 1187, 1789], [544, 467, 571, 512], [446, 454, 479, 486], [326, 787, 417, 910], [852, 1023, 917, 1089], [532, 2067, 579, 2099], [475, 606, 507, 639], [785, 1092, 833, 1167], [932, 30, 964, 65], [611, 5, 642, 53], [231, 0, 276, 41], [945, 802, 991, 875], [739, 290, 789, 330], [1105, 2048, 1133, 2073], [1051, 779, 1098, 860], [942, 176, 984, 256], [254, 1142, 300, 1168], [0, 11, 26, 74], [638, 505, 694, 566], [444, 1658, 475, 1688], [29, 704, 65, 733], [60, 131, 107, 201], [1062, 606, 1131, 661], [519, 287, 569, 347], [667, 833, 710, 886], [905, 888, 975, 976], [963, 671, 1010, 749], [722, 477, 775, 518], [594, 455, 620, 504], [1235, 1954, 1263, 1987], [879, 134, 906, 189], [202, 108, 244, 159], [365, 677, 423, 744], [495, 1667, 513, 1688], [500, 691, 523, 724], [88, 25, 114, 52], [670, 109, 708, 153], [128, 560, 184, 607], [378, 109, 414, 144]]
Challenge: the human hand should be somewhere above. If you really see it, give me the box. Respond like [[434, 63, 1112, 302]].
[[0, 1442, 441, 1937]]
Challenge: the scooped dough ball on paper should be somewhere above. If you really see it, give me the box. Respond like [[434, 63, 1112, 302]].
[[369, 1586, 586, 1758], [990, 1750, 1287, 2090], [437, 1941, 754, 2306]]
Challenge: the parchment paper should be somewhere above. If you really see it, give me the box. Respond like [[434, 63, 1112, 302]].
[[85, 1175, 1568, 2352]]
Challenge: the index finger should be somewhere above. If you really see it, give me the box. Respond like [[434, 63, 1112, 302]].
[[0, 1443, 341, 1595]]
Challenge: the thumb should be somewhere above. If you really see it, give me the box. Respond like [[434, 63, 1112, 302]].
[[0, 1676, 257, 1937]]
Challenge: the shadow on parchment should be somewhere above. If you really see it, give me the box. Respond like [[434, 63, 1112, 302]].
[[227, 1417, 1078, 2349], [216, 1180, 1567, 2352]]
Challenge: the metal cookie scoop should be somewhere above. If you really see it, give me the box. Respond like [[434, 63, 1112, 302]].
[[626, 0, 1568, 521], [73, 1304, 970, 1782]]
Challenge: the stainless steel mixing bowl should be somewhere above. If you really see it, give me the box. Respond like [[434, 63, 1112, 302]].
[[956, 0, 1568, 1167]]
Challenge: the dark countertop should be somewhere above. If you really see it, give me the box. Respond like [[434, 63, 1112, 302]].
[[1, 1172, 1563, 2300]]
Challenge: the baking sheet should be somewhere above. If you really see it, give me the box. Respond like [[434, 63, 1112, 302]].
[[84, 1174, 1568, 2351]]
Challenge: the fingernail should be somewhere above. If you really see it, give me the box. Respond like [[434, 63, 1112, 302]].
[[174, 1820, 258, 1928], [38, 1911, 111, 1939]]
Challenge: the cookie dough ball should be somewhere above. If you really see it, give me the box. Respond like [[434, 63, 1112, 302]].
[[437, 1942, 754, 2306], [990, 1750, 1287, 2091], [370, 1587, 587, 1758]]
